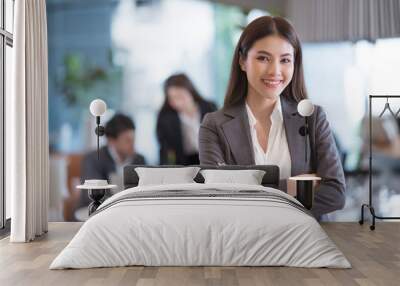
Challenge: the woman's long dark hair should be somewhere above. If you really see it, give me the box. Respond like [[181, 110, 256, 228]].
[[224, 16, 308, 109], [161, 73, 204, 112]]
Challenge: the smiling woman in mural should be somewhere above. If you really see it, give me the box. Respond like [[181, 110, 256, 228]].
[[199, 16, 345, 219]]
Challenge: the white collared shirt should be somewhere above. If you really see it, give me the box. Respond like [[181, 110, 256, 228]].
[[178, 108, 201, 155], [108, 145, 132, 173], [245, 98, 292, 180], [107, 145, 132, 191]]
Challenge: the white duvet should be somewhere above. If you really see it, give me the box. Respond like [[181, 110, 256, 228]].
[[50, 183, 350, 269]]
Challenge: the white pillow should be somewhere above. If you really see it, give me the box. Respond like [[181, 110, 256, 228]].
[[135, 167, 200, 186], [200, 169, 266, 185]]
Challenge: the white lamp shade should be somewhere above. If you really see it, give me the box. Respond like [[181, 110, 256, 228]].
[[297, 99, 314, 117], [89, 99, 107, 117]]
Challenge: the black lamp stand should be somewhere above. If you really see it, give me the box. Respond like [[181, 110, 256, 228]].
[[95, 116, 105, 160], [298, 117, 310, 163]]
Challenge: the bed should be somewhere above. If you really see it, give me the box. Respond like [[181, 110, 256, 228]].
[[50, 165, 350, 269]]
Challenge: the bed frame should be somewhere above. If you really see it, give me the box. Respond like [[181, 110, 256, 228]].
[[123, 165, 280, 189]]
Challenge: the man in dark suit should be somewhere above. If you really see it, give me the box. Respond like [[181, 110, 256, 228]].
[[79, 113, 146, 207]]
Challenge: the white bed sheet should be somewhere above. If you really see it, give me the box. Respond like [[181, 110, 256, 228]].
[[50, 183, 350, 269]]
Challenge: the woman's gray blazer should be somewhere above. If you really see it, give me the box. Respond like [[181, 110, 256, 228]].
[[199, 96, 346, 218]]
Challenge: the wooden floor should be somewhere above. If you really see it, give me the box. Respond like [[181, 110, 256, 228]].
[[0, 222, 399, 286]]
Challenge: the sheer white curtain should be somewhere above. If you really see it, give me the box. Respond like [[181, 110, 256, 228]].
[[8, 0, 49, 242]]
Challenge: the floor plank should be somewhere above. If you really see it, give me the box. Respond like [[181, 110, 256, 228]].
[[0, 222, 399, 286]]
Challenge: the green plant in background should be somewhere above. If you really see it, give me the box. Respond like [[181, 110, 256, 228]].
[[213, 4, 246, 107], [58, 50, 122, 109], [61, 54, 106, 105]]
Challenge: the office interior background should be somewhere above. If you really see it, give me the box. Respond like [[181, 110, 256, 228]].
[[2, 0, 400, 225]]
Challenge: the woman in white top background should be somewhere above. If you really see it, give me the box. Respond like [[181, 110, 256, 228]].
[[199, 16, 345, 219], [157, 73, 217, 165]]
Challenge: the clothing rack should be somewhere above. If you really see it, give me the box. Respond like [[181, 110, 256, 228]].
[[360, 95, 400, 230]]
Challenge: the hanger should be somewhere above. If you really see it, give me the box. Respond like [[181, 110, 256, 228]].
[[379, 97, 396, 118]]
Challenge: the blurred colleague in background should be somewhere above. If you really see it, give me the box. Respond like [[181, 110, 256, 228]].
[[79, 113, 146, 208], [157, 73, 217, 165]]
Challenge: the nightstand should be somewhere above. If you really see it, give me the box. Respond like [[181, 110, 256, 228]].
[[77, 180, 117, 215]]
